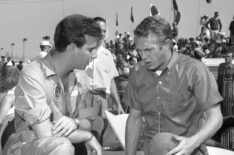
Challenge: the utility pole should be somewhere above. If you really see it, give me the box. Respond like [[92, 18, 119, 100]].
[[22, 38, 27, 61], [11, 43, 15, 59], [0, 48, 3, 57]]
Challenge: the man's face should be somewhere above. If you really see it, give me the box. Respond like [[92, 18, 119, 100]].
[[45, 46, 51, 53], [225, 53, 233, 64], [73, 35, 99, 70], [96, 21, 107, 40], [135, 33, 169, 71]]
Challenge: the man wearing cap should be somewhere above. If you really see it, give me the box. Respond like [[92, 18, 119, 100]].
[[124, 15, 223, 155], [39, 40, 52, 59], [229, 16, 234, 46], [206, 11, 222, 40], [217, 47, 234, 116], [3, 14, 103, 155]]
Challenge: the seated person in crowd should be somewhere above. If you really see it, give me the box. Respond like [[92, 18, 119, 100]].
[[0, 65, 20, 149], [3, 14, 103, 155]]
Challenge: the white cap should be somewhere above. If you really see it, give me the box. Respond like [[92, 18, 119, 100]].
[[40, 40, 51, 47]]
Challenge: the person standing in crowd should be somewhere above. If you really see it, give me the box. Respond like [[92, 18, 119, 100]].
[[217, 47, 234, 116], [205, 11, 222, 40], [39, 39, 52, 59], [171, 22, 179, 41], [84, 17, 124, 143], [124, 15, 223, 155], [85, 16, 124, 116], [3, 14, 102, 155], [229, 16, 234, 46], [199, 14, 210, 39]]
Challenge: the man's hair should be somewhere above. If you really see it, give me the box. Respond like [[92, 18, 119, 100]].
[[54, 14, 102, 52], [93, 17, 106, 23], [134, 16, 172, 42], [0, 65, 20, 92]]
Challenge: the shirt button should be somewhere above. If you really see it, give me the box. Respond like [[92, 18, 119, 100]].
[[159, 81, 162, 85]]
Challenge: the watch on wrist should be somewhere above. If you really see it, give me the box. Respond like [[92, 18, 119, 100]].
[[74, 118, 80, 128]]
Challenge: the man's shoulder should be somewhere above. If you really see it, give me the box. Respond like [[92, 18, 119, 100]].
[[21, 61, 43, 78], [98, 46, 112, 56], [130, 62, 148, 76]]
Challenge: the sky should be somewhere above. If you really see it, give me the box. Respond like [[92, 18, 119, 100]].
[[0, 0, 234, 60]]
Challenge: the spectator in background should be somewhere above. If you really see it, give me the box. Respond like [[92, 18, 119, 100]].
[[200, 15, 210, 39], [206, 11, 222, 40], [39, 39, 52, 59], [229, 16, 234, 46], [84, 17, 124, 143], [16, 61, 23, 71], [171, 22, 179, 40], [217, 47, 234, 116], [0, 65, 20, 150], [125, 15, 223, 155]]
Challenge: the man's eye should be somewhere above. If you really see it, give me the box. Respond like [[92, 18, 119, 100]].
[[88, 48, 95, 53]]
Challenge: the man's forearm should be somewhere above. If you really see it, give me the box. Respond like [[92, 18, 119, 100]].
[[190, 105, 223, 148], [125, 113, 142, 155], [110, 79, 124, 112], [67, 129, 93, 143]]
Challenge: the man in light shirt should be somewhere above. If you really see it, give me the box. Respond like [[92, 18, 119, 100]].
[[86, 17, 124, 117]]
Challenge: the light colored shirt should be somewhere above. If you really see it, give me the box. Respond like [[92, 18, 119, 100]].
[[86, 45, 119, 94], [14, 53, 78, 132]]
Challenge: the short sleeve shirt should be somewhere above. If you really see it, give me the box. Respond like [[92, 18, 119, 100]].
[[86, 45, 119, 94], [123, 52, 223, 138]]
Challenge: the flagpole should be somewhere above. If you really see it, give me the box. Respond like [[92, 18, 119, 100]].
[[170, 0, 172, 23], [196, 0, 201, 36]]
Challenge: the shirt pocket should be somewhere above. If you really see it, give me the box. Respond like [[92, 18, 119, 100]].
[[163, 92, 190, 117]]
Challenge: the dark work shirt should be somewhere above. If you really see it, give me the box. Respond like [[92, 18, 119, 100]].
[[124, 52, 223, 139], [207, 17, 222, 31], [229, 20, 234, 35]]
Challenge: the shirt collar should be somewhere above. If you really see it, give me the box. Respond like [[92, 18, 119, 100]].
[[40, 53, 57, 78], [166, 51, 178, 70]]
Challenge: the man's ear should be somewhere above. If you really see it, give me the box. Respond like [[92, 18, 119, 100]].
[[66, 43, 78, 55], [161, 39, 171, 51]]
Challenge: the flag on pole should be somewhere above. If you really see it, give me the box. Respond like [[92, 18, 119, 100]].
[[130, 6, 134, 23], [172, 0, 178, 11], [116, 13, 119, 26], [172, 0, 181, 25], [150, 3, 160, 16]]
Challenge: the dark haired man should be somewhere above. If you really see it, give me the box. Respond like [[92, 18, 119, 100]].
[[3, 14, 102, 155], [84, 16, 124, 143], [125, 15, 223, 155]]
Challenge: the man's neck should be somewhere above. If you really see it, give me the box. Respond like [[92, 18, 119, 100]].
[[51, 51, 72, 79]]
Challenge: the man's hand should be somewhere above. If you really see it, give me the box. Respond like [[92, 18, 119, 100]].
[[86, 134, 102, 155], [118, 106, 125, 114], [52, 116, 77, 137], [167, 135, 197, 155]]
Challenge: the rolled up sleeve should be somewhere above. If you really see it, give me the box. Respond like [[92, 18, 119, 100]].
[[15, 69, 51, 126], [193, 63, 223, 111]]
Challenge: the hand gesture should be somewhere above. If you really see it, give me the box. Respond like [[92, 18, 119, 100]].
[[52, 116, 77, 137], [86, 135, 102, 155], [167, 135, 197, 155]]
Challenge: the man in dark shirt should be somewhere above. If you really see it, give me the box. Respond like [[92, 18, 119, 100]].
[[217, 47, 234, 116], [125, 15, 223, 155], [229, 16, 234, 46], [206, 11, 222, 40]]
